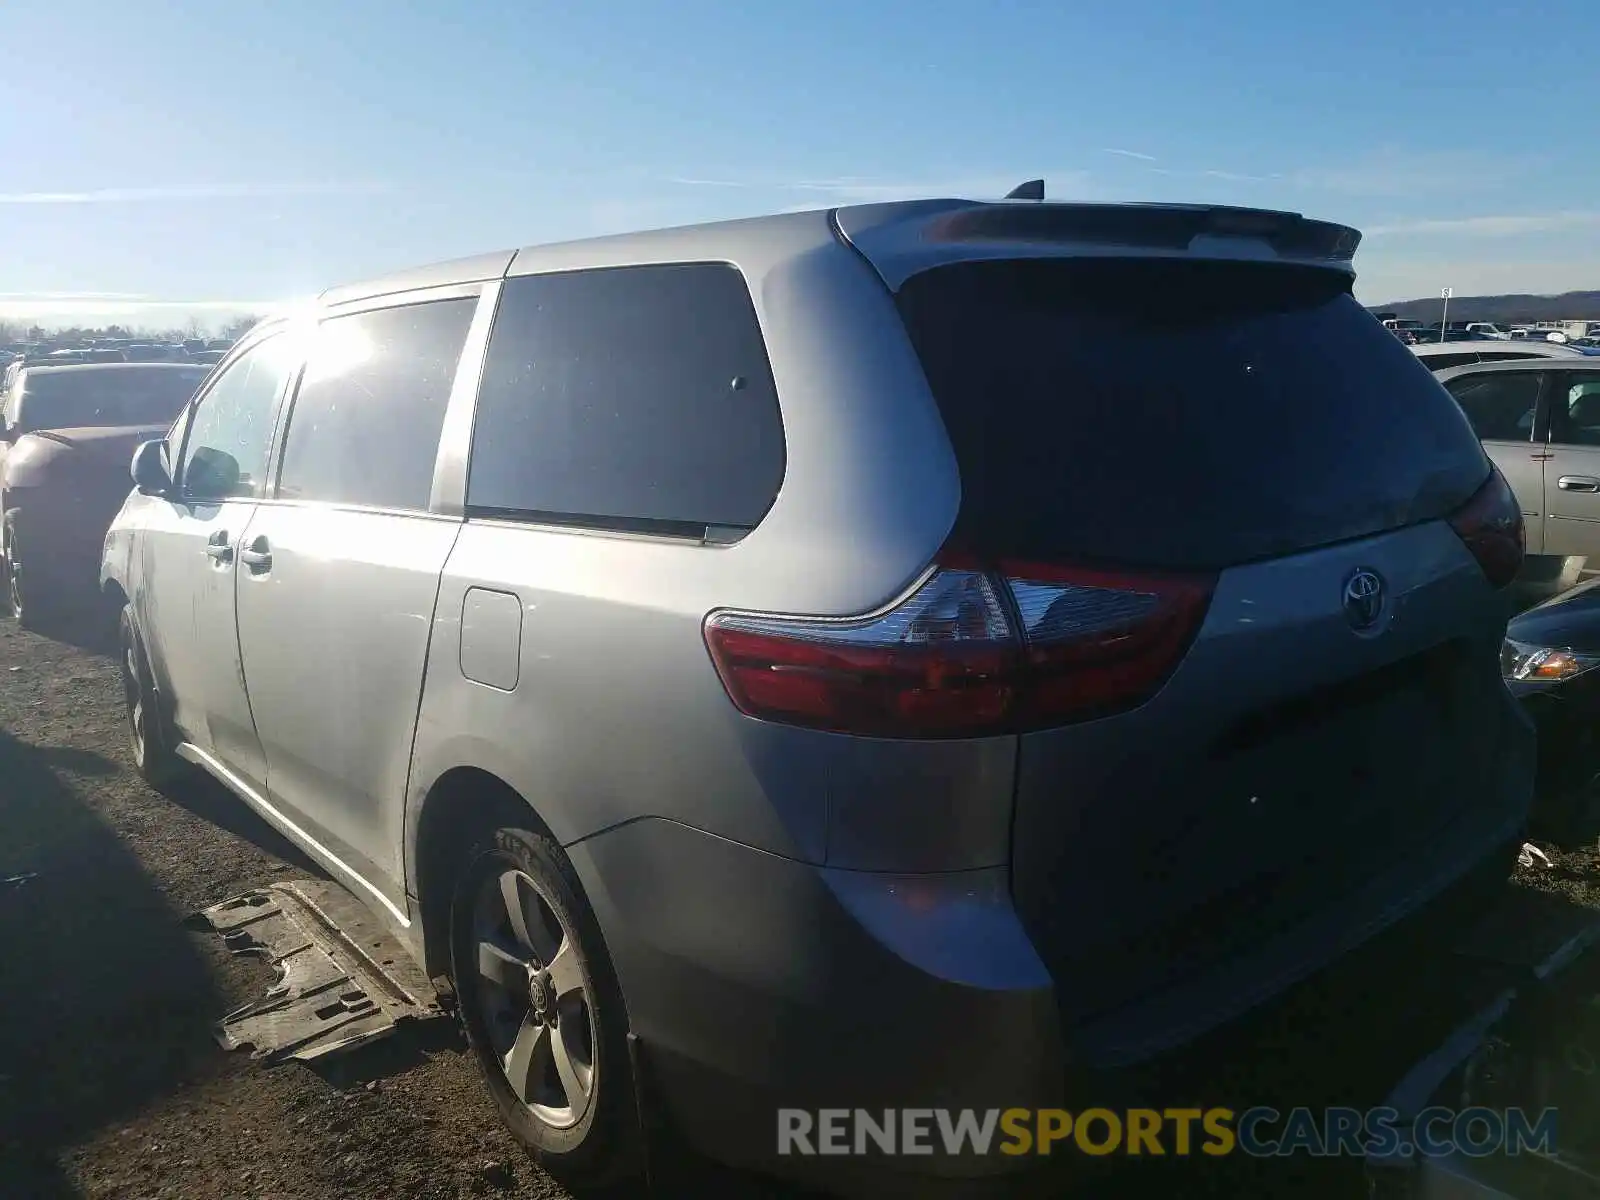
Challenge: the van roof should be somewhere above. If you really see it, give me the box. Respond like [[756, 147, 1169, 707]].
[[317, 198, 1363, 309]]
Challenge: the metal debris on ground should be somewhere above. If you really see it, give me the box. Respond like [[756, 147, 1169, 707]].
[[1520, 842, 1555, 869], [198, 879, 443, 1062], [1371, 904, 1600, 1198]]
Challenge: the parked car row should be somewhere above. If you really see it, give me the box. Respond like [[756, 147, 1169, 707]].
[[0, 336, 234, 372], [1384, 319, 1600, 346], [0, 195, 1580, 1196]]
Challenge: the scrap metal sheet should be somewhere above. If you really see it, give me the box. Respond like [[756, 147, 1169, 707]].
[[199, 879, 443, 1062]]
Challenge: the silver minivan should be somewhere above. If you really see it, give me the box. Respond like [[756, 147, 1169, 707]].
[[102, 198, 1534, 1196], [1428, 354, 1600, 600]]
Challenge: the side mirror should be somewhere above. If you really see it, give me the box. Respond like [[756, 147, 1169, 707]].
[[131, 439, 174, 496]]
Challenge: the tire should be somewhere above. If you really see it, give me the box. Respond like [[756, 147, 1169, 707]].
[[449, 824, 641, 1189], [118, 605, 184, 788], [3, 513, 41, 631]]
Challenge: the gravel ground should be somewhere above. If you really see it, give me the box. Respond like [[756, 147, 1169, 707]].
[[2, 615, 1599, 1200], [0, 620, 590, 1200]]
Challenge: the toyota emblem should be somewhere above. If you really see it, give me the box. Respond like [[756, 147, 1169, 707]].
[[1342, 568, 1385, 631]]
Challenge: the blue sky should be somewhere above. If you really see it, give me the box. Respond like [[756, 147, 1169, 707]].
[[2, 0, 1598, 329]]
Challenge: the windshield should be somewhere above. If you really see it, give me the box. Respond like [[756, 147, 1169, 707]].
[[9, 367, 206, 433]]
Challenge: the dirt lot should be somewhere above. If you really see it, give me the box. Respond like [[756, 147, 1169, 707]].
[[0, 620, 588, 1200], [3, 615, 1599, 1199]]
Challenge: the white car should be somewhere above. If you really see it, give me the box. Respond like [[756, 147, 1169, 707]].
[[1411, 339, 1585, 372]]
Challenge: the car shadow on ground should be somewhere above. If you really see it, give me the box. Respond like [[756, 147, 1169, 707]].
[[21, 603, 121, 658], [0, 727, 226, 1198], [155, 765, 322, 877]]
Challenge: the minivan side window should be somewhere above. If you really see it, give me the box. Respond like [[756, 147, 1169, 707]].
[[466, 263, 785, 534], [1443, 372, 1542, 443], [179, 335, 298, 500], [1555, 377, 1600, 447], [275, 297, 476, 510]]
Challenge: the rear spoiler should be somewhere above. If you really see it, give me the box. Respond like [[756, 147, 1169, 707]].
[[834, 199, 1362, 291]]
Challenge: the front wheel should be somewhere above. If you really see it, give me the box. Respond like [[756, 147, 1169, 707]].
[[3, 514, 37, 630], [449, 824, 641, 1189]]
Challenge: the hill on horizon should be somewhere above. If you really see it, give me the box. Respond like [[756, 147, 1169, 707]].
[[1369, 290, 1600, 323]]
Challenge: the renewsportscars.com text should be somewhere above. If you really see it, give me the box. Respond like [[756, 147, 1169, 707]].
[[777, 1106, 1557, 1159]]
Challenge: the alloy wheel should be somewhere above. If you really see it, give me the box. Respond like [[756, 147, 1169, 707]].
[[4, 534, 21, 622], [470, 866, 598, 1130]]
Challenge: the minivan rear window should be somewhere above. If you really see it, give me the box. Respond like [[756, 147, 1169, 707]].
[[9, 366, 208, 434], [895, 259, 1490, 571]]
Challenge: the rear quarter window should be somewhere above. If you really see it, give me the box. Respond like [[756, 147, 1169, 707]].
[[465, 263, 785, 535], [896, 258, 1489, 571]]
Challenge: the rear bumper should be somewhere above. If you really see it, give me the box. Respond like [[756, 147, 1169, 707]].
[[1509, 675, 1600, 834], [1508, 555, 1587, 611], [1072, 775, 1532, 1071], [566, 818, 1066, 1192], [566, 689, 1532, 1194]]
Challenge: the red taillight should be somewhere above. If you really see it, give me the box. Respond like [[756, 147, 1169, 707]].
[[1447, 467, 1524, 590], [1001, 560, 1218, 729], [703, 554, 1215, 739]]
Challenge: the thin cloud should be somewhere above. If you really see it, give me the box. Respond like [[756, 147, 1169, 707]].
[[659, 172, 1097, 203], [1147, 167, 1278, 184], [1364, 211, 1600, 237], [779, 173, 1097, 203], [1202, 169, 1280, 183], [1290, 151, 1538, 198], [0, 290, 150, 300], [1354, 256, 1600, 304], [0, 297, 286, 318], [0, 182, 391, 204], [664, 176, 761, 189], [1103, 148, 1158, 162]]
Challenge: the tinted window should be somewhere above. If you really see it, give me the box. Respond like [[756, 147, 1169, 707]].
[[1444, 372, 1541, 442], [180, 336, 298, 500], [896, 259, 1488, 571], [276, 298, 476, 509], [1420, 352, 1481, 370], [9, 366, 207, 433], [467, 264, 785, 533], [1557, 376, 1600, 447]]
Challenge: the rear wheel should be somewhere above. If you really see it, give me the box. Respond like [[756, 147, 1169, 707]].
[[449, 824, 640, 1189], [119, 605, 183, 787]]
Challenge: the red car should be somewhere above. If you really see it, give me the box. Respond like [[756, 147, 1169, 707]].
[[1, 362, 209, 630]]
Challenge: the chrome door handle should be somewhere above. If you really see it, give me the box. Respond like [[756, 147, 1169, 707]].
[[238, 537, 272, 570], [204, 530, 233, 562], [1557, 476, 1600, 493]]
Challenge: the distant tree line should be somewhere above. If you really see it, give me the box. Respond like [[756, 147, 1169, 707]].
[[0, 313, 264, 345], [1369, 291, 1600, 324]]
